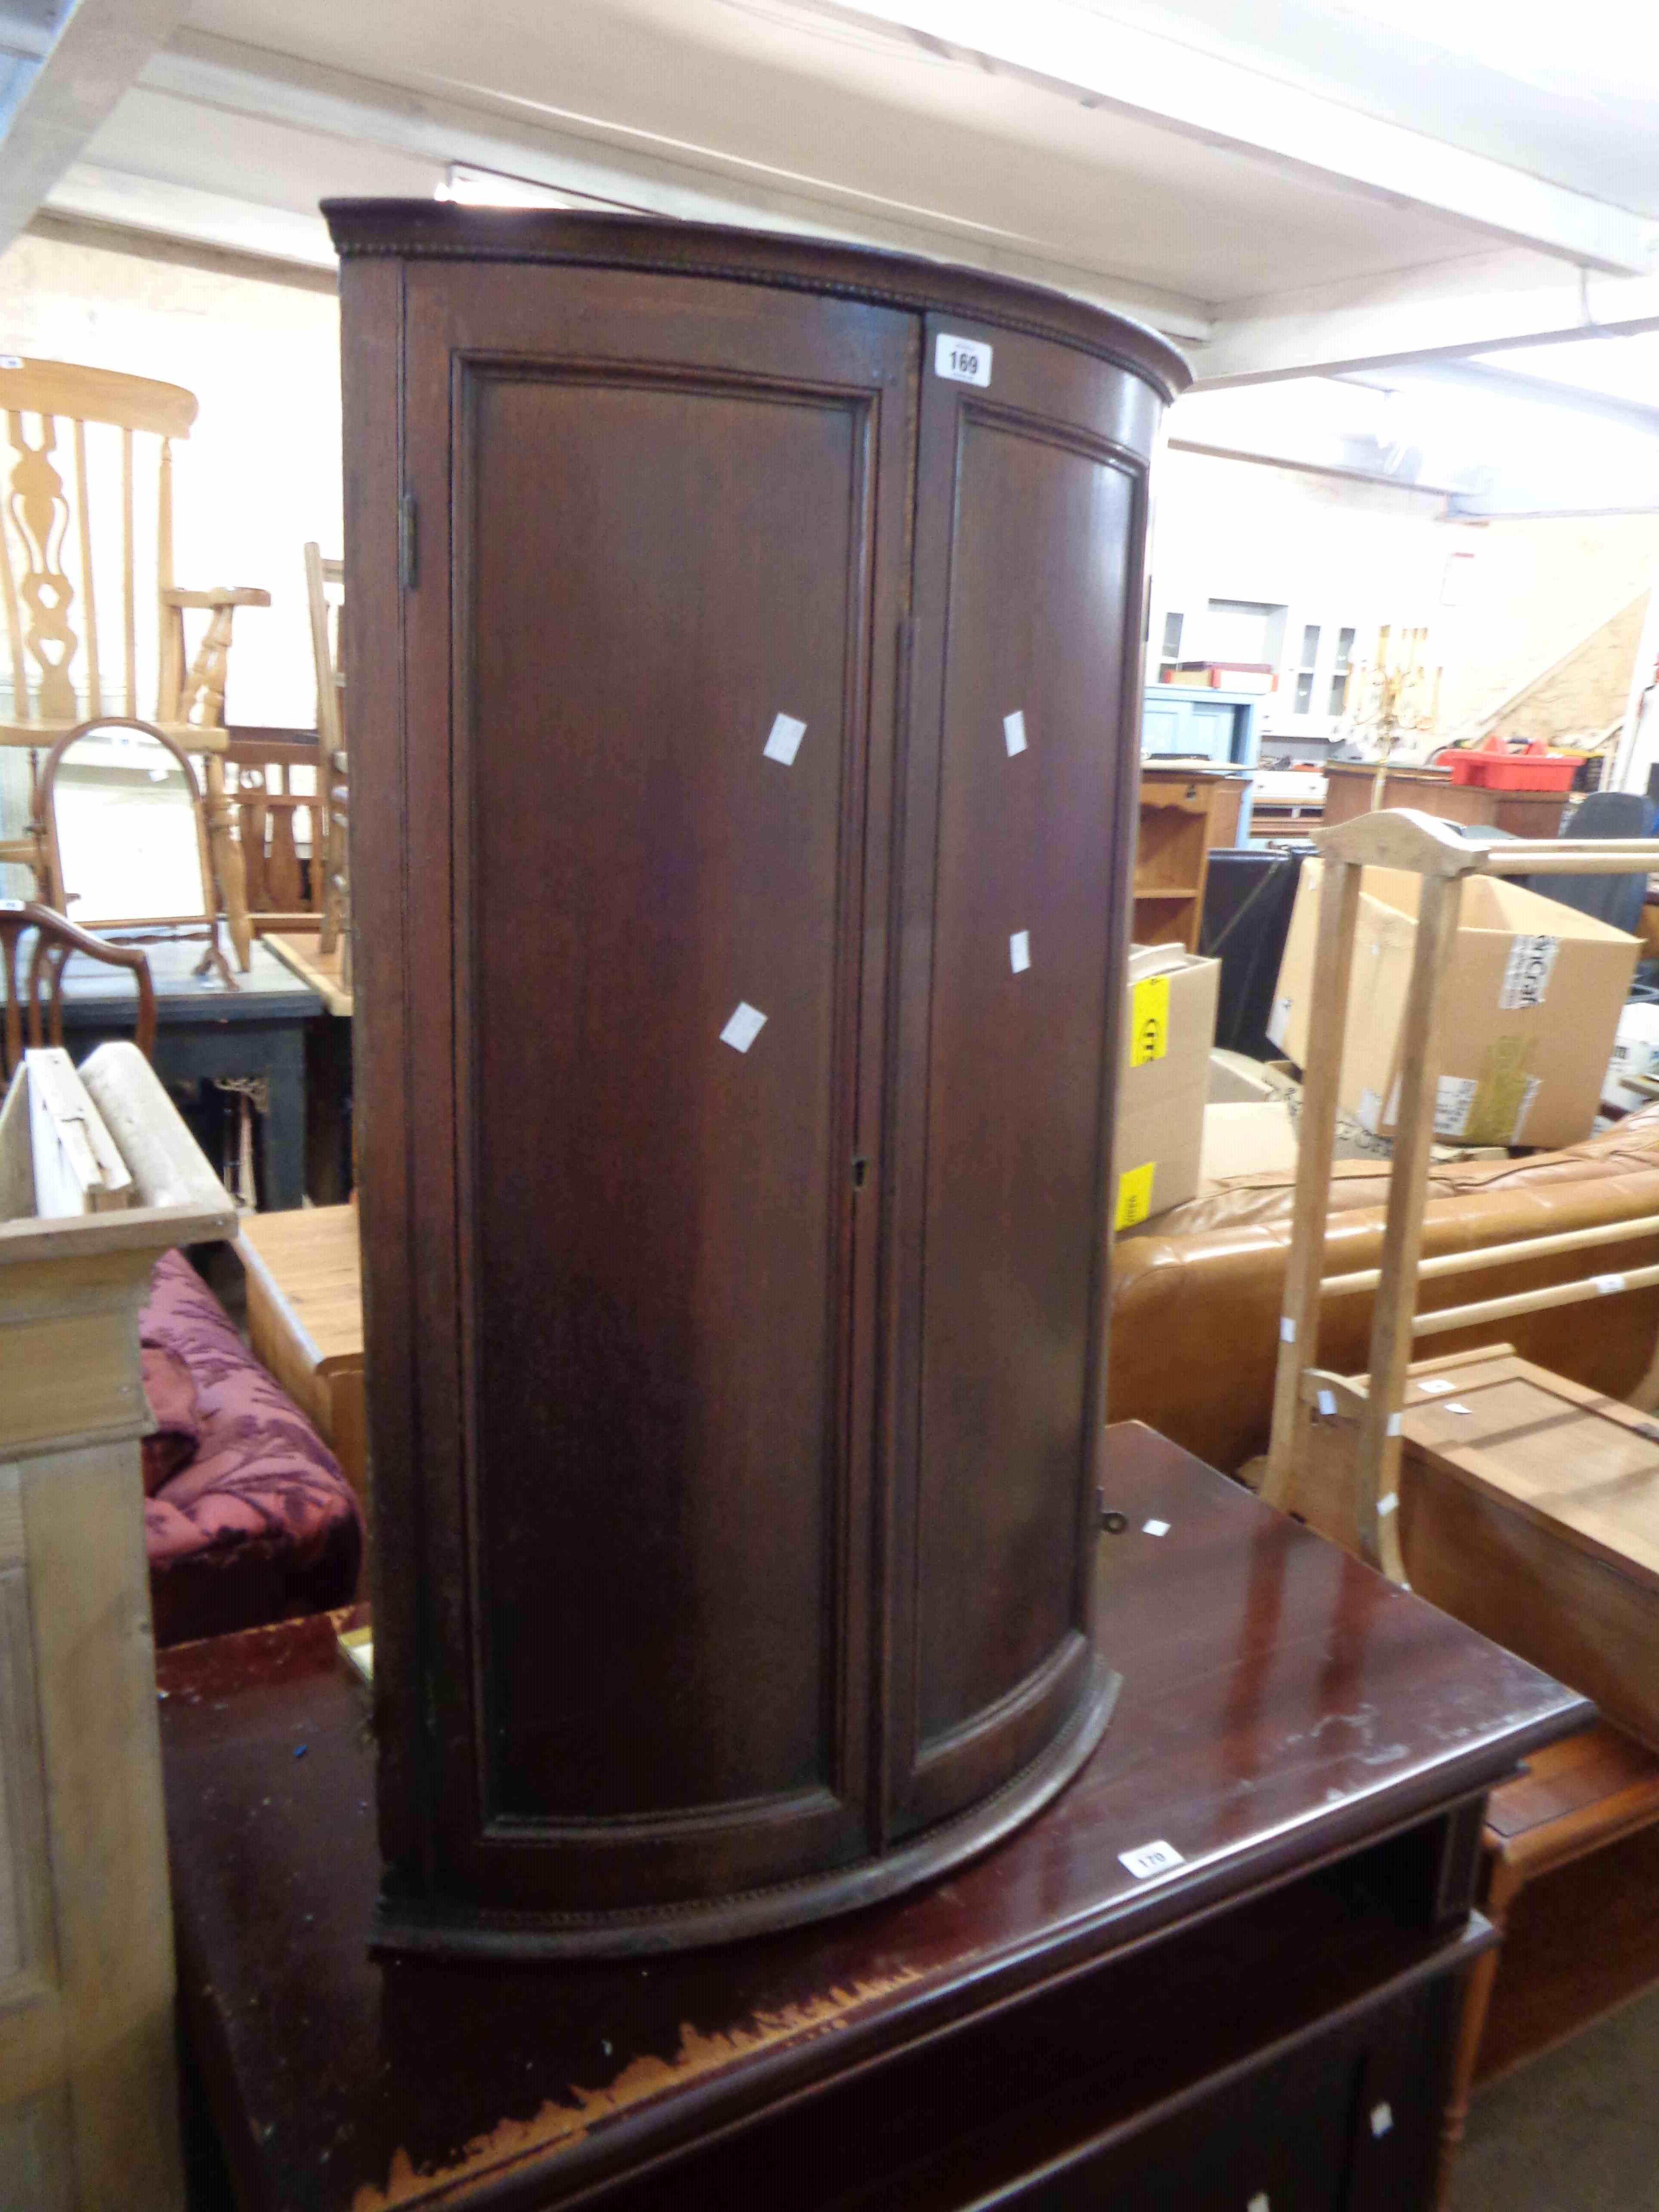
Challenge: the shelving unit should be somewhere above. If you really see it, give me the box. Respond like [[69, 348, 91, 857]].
[[1141, 683, 1265, 777], [1133, 765, 1248, 948]]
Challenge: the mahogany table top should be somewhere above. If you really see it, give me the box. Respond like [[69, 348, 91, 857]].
[[158, 1420, 1588, 2211]]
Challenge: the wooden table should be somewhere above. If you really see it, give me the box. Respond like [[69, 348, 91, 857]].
[[262, 930, 354, 1201], [236, 1202, 366, 1511], [159, 1423, 1588, 2212], [262, 929, 352, 1017], [55, 935, 320, 1209], [1322, 762, 1569, 839]]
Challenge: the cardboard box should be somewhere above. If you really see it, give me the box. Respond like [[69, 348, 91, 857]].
[[1206, 1050, 1283, 1105], [1115, 944, 1219, 1229], [1269, 861, 1638, 1150], [1200, 1099, 1300, 1184]]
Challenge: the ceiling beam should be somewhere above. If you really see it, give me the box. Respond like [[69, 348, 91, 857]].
[[45, 158, 338, 266], [137, 31, 1213, 339], [1191, 249, 1659, 386], [826, 0, 1659, 276], [1340, 359, 1659, 441], [0, 0, 186, 253]]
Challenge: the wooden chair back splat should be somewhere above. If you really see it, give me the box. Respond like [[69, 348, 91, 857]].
[[0, 356, 270, 963], [0, 896, 156, 1078]]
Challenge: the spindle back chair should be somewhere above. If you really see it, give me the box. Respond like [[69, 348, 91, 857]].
[[0, 896, 156, 1080], [0, 356, 268, 963]]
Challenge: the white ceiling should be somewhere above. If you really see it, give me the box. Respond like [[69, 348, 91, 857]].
[[6, 0, 1659, 397]]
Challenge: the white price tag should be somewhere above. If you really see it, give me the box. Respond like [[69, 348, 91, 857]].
[[1009, 930, 1031, 973], [1119, 1838, 1184, 1879], [1141, 1518, 1170, 1537], [762, 712, 806, 766], [1416, 1377, 1455, 1397], [934, 331, 992, 387], [1003, 709, 1027, 757], [719, 1003, 767, 1053], [1595, 1273, 1628, 1296]]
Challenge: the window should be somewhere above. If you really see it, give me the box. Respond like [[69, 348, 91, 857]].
[[1294, 624, 1321, 715], [1328, 627, 1356, 716], [1161, 611, 1184, 661]]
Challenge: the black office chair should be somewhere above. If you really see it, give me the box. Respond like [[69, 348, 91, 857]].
[[1522, 790, 1652, 935]]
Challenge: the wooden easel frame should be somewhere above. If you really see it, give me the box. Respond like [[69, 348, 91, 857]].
[[1260, 806, 1659, 1581]]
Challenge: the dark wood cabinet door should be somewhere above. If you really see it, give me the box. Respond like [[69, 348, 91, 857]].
[[383, 263, 915, 1914], [883, 322, 1159, 1833]]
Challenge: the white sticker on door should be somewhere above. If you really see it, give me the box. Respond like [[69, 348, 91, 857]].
[[762, 712, 807, 766], [719, 1003, 768, 1053], [934, 331, 992, 387]]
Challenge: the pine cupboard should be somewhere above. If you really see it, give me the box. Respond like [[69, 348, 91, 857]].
[[328, 202, 1188, 1957]]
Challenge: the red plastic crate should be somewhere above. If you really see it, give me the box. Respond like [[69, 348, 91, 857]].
[[1446, 738, 1578, 793]]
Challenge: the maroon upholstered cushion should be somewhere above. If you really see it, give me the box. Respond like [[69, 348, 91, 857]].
[[140, 1344, 199, 1496], [140, 1249, 363, 1647]]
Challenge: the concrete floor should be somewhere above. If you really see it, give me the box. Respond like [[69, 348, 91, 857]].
[[1449, 1980, 1659, 2212]]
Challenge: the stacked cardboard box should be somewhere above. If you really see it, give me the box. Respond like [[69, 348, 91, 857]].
[[1269, 861, 1638, 1150]]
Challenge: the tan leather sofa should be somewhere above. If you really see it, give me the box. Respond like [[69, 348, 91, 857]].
[[1108, 1104, 1659, 1475]]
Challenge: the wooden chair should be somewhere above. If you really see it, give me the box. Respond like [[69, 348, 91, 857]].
[[305, 542, 350, 987], [0, 896, 156, 1079], [224, 739, 319, 927], [0, 355, 269, 964], [1261, 805, 1659, 1577]]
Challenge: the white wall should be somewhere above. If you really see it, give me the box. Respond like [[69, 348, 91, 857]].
[[1147, 448, 1447, 745], [0, 230, 342, 730], [1146, 446, 1659, 754], [1433, 512, 1659, 738]]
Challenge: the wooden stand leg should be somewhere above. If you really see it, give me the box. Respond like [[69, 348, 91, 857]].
[[1435, 1851, 1521, 2207], [1352, 871, 1464, 1580], [202, 756, 252, 972], [1262, 859, 1361, 1510]]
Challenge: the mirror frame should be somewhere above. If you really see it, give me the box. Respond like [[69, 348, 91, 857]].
[[37, 719, 230, 970]]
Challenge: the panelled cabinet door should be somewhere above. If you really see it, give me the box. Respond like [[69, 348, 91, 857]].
[[884, 320, 1159, 1835], [333, 205, 1188, 1955], [394, 263, 914, 1920]]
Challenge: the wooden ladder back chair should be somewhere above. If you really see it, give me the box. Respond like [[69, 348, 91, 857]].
[[0, 896, 156, 1079], [304, 542, 350, 987], [224, 738, 319, 926], [0, 356, 269, 963], [1260, 806, 1659, 1583]]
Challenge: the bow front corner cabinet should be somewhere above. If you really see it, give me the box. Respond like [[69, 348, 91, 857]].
[[326, 201, 1190, 1959]]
